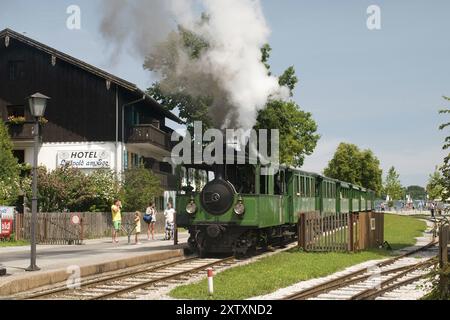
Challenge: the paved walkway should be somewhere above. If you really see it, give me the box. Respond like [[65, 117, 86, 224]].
[[0, 233, 188, 297]]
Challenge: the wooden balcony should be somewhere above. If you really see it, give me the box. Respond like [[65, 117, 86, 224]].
[[6, 123, 34, 140], [127, 125, 171, 150]]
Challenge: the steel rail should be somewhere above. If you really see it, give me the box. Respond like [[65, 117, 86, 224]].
[[24, 256, 199, 300], [283, 240, 437, 300], [350, 258, 437, 300], [90, 256, 235, 300]]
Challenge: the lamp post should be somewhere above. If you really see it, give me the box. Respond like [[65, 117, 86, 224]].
[[25, 93, 50, 272]]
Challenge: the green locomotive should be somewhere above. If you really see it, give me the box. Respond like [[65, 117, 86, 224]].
[[176, 163, 375, 256]]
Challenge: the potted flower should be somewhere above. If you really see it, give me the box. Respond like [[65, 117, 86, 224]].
[[38, 117, 49, 125], [7, 115, 26, 125]]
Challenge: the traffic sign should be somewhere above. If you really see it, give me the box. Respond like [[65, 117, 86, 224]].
[[70, 213, 81, 225]]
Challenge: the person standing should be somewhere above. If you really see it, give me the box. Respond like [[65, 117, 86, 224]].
[[144, 202, 157, 241], [430, 202, 436, 218], [111, 199, 122, 244], [134, 211, 142, 245], [164, 202, 176, 240]]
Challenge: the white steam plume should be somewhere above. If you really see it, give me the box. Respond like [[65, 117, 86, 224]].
[[100, 0, 288, 130]]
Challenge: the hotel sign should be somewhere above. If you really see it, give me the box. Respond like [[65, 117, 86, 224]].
[[57, 150, 111, 169]]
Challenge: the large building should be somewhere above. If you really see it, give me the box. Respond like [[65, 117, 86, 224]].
[[0, 28, 181, 206]]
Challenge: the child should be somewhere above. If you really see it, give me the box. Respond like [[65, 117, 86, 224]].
[[134, 211, 142, 245]]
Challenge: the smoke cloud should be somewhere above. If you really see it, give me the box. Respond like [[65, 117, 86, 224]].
[[99, 0, 288, 130]]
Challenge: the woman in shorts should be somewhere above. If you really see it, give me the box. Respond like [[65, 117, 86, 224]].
[[144, 202, 157, 240]]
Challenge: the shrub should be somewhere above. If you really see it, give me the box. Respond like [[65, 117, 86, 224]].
[[0, 121, 21, 205], [27, 165, 120, 212], [121, 166, 163, 212]]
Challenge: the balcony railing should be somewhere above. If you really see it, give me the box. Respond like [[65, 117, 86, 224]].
[[127, 125, 170, 150], [6, 122, 34, 140]]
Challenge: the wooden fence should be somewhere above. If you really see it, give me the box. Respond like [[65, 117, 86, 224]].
[[14, 212, 168, 245], [298, 212, 384, 252]]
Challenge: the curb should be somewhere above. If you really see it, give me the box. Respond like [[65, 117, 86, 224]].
[[0, 248, 185, 297]]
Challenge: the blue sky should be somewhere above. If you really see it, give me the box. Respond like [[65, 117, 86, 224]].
[[1, 0, 448, 187]]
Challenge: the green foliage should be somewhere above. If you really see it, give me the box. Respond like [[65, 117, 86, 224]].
[[427, 169, 445, 201], [278, 66, 298, 97], [120, 166, 163, 212], [255, 100, 319, 167], [405, 185, 427, 201], [439, 96, 450, 200], [323, 143, 383, 195], [383, 166, 404, 201], [0, 121, 21, 205], [261, 44, 272, 74], [32, 166, 120, 212]]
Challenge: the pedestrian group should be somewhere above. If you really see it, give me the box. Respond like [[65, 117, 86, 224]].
[[111, 199, 176, 245]]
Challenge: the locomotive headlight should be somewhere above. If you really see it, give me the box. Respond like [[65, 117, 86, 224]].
[[234, 196, 245, 216], [186, 196, 197, 215]]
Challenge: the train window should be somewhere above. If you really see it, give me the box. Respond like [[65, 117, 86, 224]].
[[300, 176, 305, 196], [296, 176, 300, 196], [180, 167, 187, 187], [305, 178, 310, 197], [312, 180, 315, 196], [260, 172, 267, 195], [188, 168, 196, 190], [274, 171, 285, 195]]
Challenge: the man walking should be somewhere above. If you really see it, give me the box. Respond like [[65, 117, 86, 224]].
[[111, 199, 122, 244]]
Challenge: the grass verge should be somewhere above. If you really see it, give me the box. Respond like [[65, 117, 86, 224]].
[[170, 214, 427, 300], [0, 240, 29, 247]]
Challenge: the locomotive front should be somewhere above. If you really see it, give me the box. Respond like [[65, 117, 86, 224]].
[[176, 165, 257, 256]]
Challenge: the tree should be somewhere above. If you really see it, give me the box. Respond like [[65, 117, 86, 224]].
[[383, 167, 404, 201], [439, 96, 450, 199], [0, 121, 21, 205], [33, 166, 120, 212], [323, 143, 383, 195], [255, 45, 318, 167], [405, 185, 427, 201], [255, 100, 319, 168], [120, 166, 163, 212], [427, 170, 445, 201]]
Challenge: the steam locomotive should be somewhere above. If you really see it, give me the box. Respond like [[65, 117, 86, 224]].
[[176, 162, 375, 256]]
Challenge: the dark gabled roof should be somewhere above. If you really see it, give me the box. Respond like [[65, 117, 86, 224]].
[[0, 28, 183, 124]]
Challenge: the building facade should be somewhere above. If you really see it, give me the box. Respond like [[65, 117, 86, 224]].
[[0, 29, 180, 207]]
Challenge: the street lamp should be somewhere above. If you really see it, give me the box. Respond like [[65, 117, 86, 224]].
[[25, 93, 50, 272]]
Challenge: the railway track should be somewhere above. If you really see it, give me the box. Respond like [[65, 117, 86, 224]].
[[283, 241, 438, 300], [22, 242, 298, 300], [24, 256, 235, 300]]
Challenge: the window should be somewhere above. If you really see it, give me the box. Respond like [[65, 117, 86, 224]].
[[9, 60, 25, 81], [300, 176, 305, 196], [307, 178, 311, 197], [13, 150, 25, 164], [274, 171, 285, 195], [260, 173, 267, 194], [7, 105, 25, 118], [295, 176, 300, 196]]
